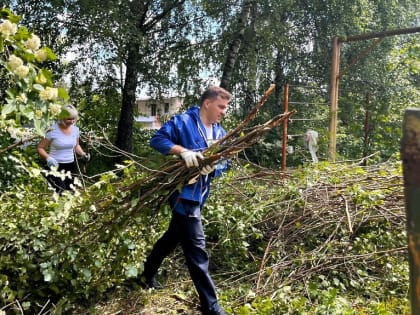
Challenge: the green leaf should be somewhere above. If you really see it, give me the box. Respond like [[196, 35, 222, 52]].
[[124, 264, 138, 278], [1, 102, 16, 116], [131, 197, 139, 208], [44, 47, 58, 61], [81, 268, 92, 282], [33, 83, 44, 91], [58, 87, 69, 101], [14, 26, 30, 41], [34, 119, 46, 136], [42, 269, 54, 282]]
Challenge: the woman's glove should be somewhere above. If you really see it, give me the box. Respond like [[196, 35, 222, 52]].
[[81, 152, 91, 161], [47, 156, 58, 168], [200, 164, 215, 175], [180, 150, 204, 168]]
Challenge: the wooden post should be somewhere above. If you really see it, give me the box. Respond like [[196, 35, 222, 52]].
[[328, 37, 340, 162], [327, 26, 420, 163], [281, 83, 289, 172], [401, 109, 420, 315]]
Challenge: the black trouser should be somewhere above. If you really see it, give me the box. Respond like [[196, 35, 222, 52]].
[[45, 162, 77, 194], [142, 199, 221, 313]]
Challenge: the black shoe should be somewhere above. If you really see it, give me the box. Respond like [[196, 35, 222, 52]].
[[123, 274, 163, 290], [139, 275, 163, 290]]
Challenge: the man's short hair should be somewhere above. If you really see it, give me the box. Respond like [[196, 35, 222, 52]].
[[200, 86, 232, 106]]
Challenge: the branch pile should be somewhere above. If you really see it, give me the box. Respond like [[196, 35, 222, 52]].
[[213, 160, 406, 300]]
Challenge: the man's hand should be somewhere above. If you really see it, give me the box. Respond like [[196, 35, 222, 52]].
[[47, 156, 58, 168], [180, 150, 204, 168], [200, 164, 215, 175]]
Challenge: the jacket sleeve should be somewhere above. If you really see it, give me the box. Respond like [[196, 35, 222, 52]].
[[150, 118, 179, 155]]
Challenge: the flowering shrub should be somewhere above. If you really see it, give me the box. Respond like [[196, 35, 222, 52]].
[[0, 8, 69, 137]]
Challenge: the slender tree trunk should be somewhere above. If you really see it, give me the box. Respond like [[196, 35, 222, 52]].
[[274, 50, 286, 113], [241, 5, 257, 117], [362, 92, 371, 165], [220, 0, 253, 91], [115, 44, 139, 158]]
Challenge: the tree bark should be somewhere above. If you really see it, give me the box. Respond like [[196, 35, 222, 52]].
[[115, 43, 140, 158], [220, 1, 253, 91]]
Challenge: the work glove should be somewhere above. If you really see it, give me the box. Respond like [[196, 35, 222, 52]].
[[81, 152, 90, 161], [46, 156, 58, 168], [200, 164, 215, 175], [180, 150, 204, 168]]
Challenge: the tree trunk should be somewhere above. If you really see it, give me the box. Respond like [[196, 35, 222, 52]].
[[220, 1, 253, 91], [274, 50, 286, 114], [115, 44, 139, 158]]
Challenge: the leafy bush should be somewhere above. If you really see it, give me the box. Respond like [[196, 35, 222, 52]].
[[0, 161, 169, 313]]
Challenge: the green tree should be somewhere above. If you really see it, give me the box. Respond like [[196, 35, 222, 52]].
[[6, 0, 419, 166]]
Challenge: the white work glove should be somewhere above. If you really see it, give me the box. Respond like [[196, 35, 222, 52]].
[[180, 150, 204, 168], [81, 152, 90, 161], [200, 164, 215, 175], [46, 156, 58, 168]]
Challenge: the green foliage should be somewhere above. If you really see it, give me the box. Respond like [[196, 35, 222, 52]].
[[0, 129, 40, 192], [0, 8, 66, 137], [0, 149, 410, 314], [0, 161, 170, 313]]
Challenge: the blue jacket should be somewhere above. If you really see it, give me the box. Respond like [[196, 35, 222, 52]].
[[150, 106, 227, 205]]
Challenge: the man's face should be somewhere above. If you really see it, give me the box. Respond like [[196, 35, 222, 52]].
[[204, 96, 229, 124]]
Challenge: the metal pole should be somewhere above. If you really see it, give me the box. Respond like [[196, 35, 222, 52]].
[[401, 108, 420, 315], [282, 83, 289, 172]]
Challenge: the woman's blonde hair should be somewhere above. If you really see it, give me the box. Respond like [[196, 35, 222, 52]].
[[58, 104, 78, 122]]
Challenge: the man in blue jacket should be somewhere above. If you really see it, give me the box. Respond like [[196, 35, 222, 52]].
[[139, 86, 231, 315]]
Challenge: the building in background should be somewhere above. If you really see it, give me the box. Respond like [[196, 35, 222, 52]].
[[135, 96, 184, 129]]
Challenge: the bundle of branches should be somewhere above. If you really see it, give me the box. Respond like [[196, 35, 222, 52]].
[[71, 85, 296, 244]]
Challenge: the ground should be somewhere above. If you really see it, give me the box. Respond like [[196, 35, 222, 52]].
[[74, 281, 204, 315]]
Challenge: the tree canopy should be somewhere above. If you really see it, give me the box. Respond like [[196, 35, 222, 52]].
[[4, 0, 418, 164]]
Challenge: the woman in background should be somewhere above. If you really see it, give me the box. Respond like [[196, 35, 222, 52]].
[[37, 104, 89, 193]]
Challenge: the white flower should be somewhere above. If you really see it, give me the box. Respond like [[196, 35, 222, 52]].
[[0, 20, 18, 38], [39, 87, 58, 101], [30, 168, 42, 177], [35, 110, 43, 119], [13, 65, 29, 78], [25, 34, 41, 51], [14, 128, 25, 138], [48, 103, 62, 116], [35, 48, 48, 62], [16, 93, 28, 104], [7, 126, 28, 139], [7, 126, 17, 138], [7, 55, 23, 70]]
